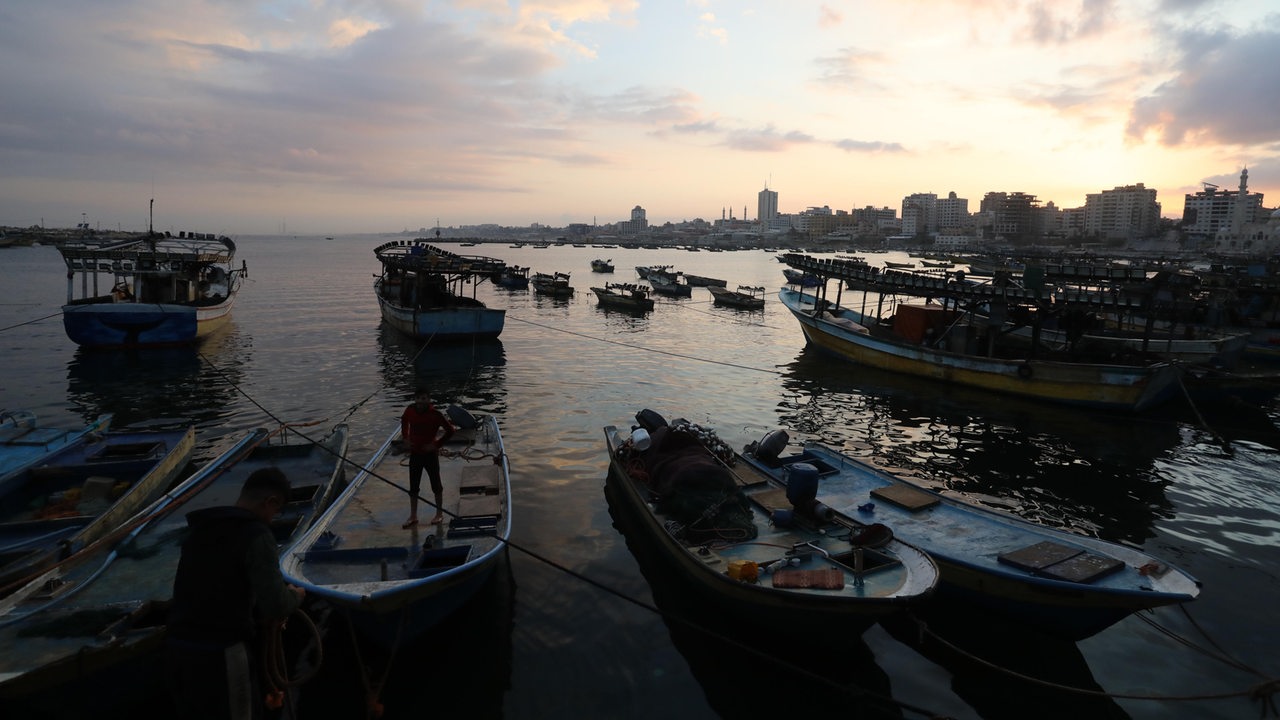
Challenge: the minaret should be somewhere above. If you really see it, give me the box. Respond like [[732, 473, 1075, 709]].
[[1234, 167, 1249, 237]]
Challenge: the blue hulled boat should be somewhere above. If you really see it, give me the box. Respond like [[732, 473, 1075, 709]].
[[373, 239, 506, 340]]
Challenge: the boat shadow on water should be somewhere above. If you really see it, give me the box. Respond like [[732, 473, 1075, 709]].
[[878, 600, 1132, 719], [375, 324, 508, 410], [295, 549, 516, 719], [602, 479, 906, 718]]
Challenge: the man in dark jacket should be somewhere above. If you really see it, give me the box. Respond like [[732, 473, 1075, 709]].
[[166, 467, 305, 720]]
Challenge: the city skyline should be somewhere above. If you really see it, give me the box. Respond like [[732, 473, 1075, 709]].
[[1, 1, 1277, 236]]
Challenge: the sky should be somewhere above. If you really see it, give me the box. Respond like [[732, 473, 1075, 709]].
[[1, 0, 1278, 236]]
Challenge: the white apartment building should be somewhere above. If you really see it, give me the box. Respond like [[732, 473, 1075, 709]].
[[1083, 183, 1160, 240], [1185, 169, 1265, 238]]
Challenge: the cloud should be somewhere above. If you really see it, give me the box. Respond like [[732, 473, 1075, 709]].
[[724, 126, 815, 152], [812, 47, 885, 91], [818, 5, 843, 28], [1024, 0, 1116, 44], [834, 139, 907, 153], [1127, 25, 1280, 147]]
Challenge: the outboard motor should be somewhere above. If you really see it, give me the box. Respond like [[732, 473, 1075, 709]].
[[634, 409, 668, 433], [753, 429, 789, 462]]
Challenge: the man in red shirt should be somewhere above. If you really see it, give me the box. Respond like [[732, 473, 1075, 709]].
[[400, 389, 455, 528]]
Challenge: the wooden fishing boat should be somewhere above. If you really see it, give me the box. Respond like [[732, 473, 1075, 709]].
[[0, 423, 349, 710], [0, 425, 195, 594], [736, 430, 1201, 640], [590, 258, 615, 273], [782, 268, 821, 287], [532, 271, 575, 298], [778, 287, 1181, 412], [591, 282, 654, 311], [634, 264, 672, 280], [281, 412, 510, 649], [647, 271, 692, 298], [707, 285, 765, 310], [603, 411, 938, 636], [682, 273, 727, 287], [374, 239, 506, 340], [494, 265, 530, 289], [58, 223, 245, 348], [1, 413, 113, 487]]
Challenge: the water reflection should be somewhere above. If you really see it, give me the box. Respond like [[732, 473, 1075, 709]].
[[604, 479, 902, 718], [878, 601, 1130, 720], [776, 347, 1182, 545], [375, 324, 508, 414], [64, 325, 247, 431], [298, 550, 516, 719]]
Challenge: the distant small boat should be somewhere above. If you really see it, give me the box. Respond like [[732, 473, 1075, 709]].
[[635, 265, 672, 280], [374, 239, 506, 341], [0, 426, 195, 593], [682, 274, 727, 288], [648, 270, 692, 298], [282, 413, 510, 648], [1, 413, 114, 487], [782, 268, 821, 287], [532, 271, 574, 298], [591, 283, 654, 311], [737, 430, 1200, 639], [590, 258, 615, 273], [884, 261, 915, 269], [708, 285, 765, 310], [604, 411, 938, 637], [58, 229, 245, 348], [494, 265, 530, 289]]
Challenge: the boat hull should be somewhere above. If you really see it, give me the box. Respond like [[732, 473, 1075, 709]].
[[603, 420, 937, 637], [738, 441, 1200, 640], [780, 288, 1180, 412], [282, 415, 511, 650], [376, 295, 505, 340], [0, 414, 113, 488], [62, 299, 234, 348]]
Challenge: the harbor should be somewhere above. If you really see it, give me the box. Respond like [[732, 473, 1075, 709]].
[[1, 237, 1277, 719]]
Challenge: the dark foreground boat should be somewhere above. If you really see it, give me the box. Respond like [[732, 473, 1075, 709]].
[[0, 425, 195, 594], [282, 412, 510, 650], [603, 410, 938, 637], [532, 271, 575, 298], [737, 429, 1201, 640], [1, 413, 113, 486], [591, 282, 654, 311], [0, 423, 350, 713], [708, 284, 765, 309]]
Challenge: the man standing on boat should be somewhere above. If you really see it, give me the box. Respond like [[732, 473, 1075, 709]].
[[166, 467, 306, 720], [401, 389, 455, 528]]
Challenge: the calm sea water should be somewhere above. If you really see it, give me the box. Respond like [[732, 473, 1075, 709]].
[[2, 237, 1278, 719]]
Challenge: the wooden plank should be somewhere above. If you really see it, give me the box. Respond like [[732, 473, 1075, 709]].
[[870, 484, 941, 512], [998, 540, 1082, 571], [460, 464, 500, 493]]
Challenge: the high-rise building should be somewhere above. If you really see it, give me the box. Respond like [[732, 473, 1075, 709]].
[[900, 193, 937, 236], [936, 191, 969, 232], [1185, 169, 1264, 238], [980, 192, 1040, 243], [1084, 183, 1160, 240], [758, 185, 778, 227]]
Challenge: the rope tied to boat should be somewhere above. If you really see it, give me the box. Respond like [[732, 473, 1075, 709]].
[[261, 607, 324, 715], [1250, 679, 1280, 717]]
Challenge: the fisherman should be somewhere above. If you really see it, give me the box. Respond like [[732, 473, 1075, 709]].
[[400, 389, 455, 528], [165, 467, 305, 720]]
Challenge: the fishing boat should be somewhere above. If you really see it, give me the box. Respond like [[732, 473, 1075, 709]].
[[1, 413, 113, 487], [591, 283, 654, 311], [736, 430, 1201, 639], [603, 411, 938, 636], [590, 258, 615, 273], [373, 239, 506, 341], [707, 285, 766, 310], [634, 265, 672, 280], [777, 283, 1181, 413], [647, 270, 692, 298], [884, 261, 916, 269], [281, 412, 510, 649], [682, 273, 727, 288], [0, 423, 350, 712], [494, 265, 530, 290], [0, 425, 195, 594], [58, 217, 245, 348], [782, 268, 821, 287], [532, 271, 575, 298]]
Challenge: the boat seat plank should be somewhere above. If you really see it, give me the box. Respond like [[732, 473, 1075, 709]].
[[460, 464, 500, 494], [457, 493, 501, 517], [870, 485, 941, 512], [1039, 552, 1126, 583], [997, 540, 1083, 571], [447, 514, 500, 538], [747, 487, 789, 512]]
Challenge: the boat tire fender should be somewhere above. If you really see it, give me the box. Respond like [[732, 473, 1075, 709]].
[[755, 429, 789, 462], [635, 409, 668, 433]]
